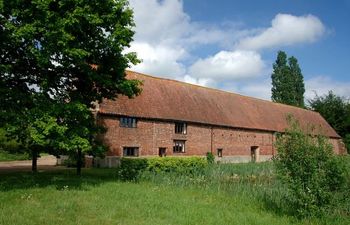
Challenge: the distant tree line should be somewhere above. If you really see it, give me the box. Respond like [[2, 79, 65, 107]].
[[308, 92, 350, 153]]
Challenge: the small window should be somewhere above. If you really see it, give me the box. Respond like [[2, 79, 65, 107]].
[[123, 147, 139, 157], [173, 140, 185, 153], [159, 148, 166, 157], [217, 149, 223, 157], [175, 122, 187, 134], [120, 117, 137, 128]]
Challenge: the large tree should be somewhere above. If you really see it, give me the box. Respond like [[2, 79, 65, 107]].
[[0, 0, 141, 174], [271, 51, 305, 107], [308, 91, 350, 153]]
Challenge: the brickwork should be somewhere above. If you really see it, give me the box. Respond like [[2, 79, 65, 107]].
[[329, 138, 347, 155], [212, 127, 275, 157], [98, 115, 344, 160]]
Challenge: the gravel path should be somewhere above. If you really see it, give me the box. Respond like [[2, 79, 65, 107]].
[[0, 155, 62, 172]]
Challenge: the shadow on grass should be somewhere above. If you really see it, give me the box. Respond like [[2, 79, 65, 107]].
[[260, 189, 295, 217], [0, 168, 118, 192]]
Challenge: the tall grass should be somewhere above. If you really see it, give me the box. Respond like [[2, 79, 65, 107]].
[[141, 158, 350, 222], [0, 157, 349, 225]]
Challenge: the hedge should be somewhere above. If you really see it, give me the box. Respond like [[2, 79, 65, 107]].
[[118, 157, 207, 181]]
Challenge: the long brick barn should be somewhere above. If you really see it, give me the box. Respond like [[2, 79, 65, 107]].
[[96, 71, 346, 166]]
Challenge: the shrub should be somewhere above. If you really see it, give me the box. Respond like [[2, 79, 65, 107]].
[[117, 158, 148, 181], [274, 119, 347, 218], [206, 152, 215, 164], [118, 157, 207, 181], [147, 157, 207, 174]]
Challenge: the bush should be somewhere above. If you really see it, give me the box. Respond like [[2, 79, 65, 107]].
[[344, 134, 350, 154], [118, 157, 207, 181], [117, 158, 148, 181], [274, 119, 347, 218], [147, 157, 207, 174], [206, 152, 215, 164]]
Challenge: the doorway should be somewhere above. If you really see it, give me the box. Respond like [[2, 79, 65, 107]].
[[159, 148, 166, 157], [251, 146, 259, 162]]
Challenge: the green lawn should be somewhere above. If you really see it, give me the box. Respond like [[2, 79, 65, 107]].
[[0, 162, 349, 225]]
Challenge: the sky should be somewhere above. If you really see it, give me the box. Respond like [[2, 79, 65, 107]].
[[126, 0, 350, 101]]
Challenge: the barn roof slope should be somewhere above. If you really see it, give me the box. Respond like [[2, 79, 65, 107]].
[[99, 71, 340, 138]]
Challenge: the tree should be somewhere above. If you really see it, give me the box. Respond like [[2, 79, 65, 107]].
[[271, 51, 305, 107], [308, 91, 350, 153], [1, 0, 142, 174], [288, 56, 305, 107], [274, 118, 346, 217]]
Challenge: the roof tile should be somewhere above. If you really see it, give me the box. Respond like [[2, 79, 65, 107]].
[[99, 71, 340, 138]]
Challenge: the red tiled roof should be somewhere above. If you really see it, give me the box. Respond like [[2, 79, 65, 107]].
[[99, 71, 340, 138]]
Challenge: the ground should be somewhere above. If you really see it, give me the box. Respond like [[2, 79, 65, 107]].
[[0, 155, 58, 172], [0, 161, 349, 225]]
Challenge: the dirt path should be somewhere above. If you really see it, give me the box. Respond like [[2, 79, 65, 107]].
[[0, 155, 62, 172]]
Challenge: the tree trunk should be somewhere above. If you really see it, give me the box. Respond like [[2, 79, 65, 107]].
[[32, 149, 38, 173], [77, 149, 82, 176]]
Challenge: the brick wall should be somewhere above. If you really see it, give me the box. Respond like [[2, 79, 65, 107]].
[[99, 115, 274, 159], [98, 115, 344, 159]]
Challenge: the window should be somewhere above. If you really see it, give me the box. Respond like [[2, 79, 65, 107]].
[[175, 122, 187, 134], [173, 140, 185, 153], [123, 147, 139, 157], [120, 117, 137, 128], [217, 148, 223, 157], [158, 148, 166, 157]]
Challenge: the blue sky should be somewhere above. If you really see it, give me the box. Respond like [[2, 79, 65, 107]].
[[127, 0, 350, 100]]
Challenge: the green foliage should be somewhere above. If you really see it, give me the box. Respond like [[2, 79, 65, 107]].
[[271, 51, 305, 108], [117, 158, 148, 181], [0, 150, 30, 161], [206, 152, 215, 164], [1, 160, 350, 224], [0, 0, 142, 173], [345, 134, 350, 154], [0, 128, 21, 153], [117, 157, 208, 181], [0, 0, 141, 106], [308, 91, 350, 153], [274, 119, 347, 218], [147, 157, 207, 174]]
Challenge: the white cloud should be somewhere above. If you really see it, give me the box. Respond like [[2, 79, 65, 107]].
[[128, 42, 186, 78], [305, 76, 350, 100], [181, 75, 213, 87], [128, 0, 250, 77], [130, 0, 237, 47], [232, 75, 350, 102], [238, 80, 272, 100], [130, 0, 190, 45], [127, 1, 338, 102], [189, 50, 265, 81], [236, 14, 325, 50]]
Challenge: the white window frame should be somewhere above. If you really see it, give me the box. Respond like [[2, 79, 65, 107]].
[[175, 122, 187, 134], [123, 147, 139, 157], [173, 140, 186, 153], [120, 117, 137, 128]]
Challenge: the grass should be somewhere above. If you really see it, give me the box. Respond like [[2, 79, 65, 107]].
[[0, 159, 349, 225], [0, 150, 30, 162]]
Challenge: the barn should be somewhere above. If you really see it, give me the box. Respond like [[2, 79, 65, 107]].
[[96, 71, 345, 166]]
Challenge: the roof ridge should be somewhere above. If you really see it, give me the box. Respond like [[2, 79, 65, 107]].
[[125, 70, 316, 114]]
